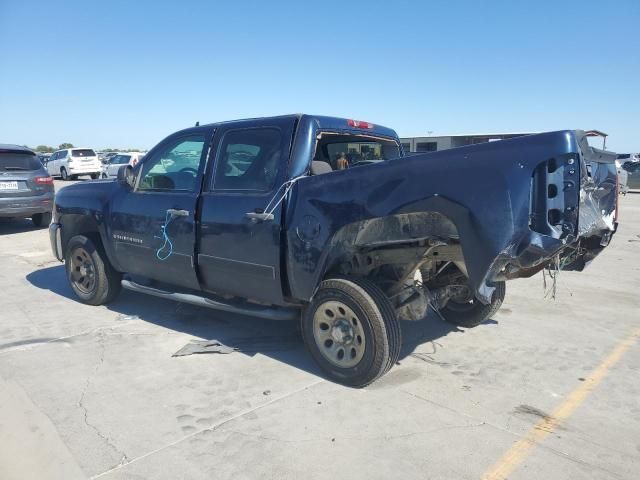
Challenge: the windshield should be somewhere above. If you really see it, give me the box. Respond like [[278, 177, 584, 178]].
[[0, 152, 42, 171], [72, 149, 96, 157]]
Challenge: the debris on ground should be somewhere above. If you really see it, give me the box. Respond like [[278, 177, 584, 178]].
[[172, 339, 235, 356], [172, 335, 300, 357]]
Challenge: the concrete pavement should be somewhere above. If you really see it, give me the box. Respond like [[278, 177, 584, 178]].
[[0, 182, 638, 479]]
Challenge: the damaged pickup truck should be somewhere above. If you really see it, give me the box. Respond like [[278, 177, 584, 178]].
[[49, 114, 618, 387]]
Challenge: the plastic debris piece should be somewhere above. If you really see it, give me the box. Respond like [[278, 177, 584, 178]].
[[172, 339, 236, 357]]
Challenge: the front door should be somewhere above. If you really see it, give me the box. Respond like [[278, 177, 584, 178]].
[[108, 129, 212, 289], [198, 118, 296, 305]]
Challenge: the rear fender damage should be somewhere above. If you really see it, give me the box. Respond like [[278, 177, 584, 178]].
[[285, 130, 618, 305]]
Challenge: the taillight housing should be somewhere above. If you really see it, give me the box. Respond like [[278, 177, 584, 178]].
[[347, 119, 374, 129], [34, 176, 54, 185]]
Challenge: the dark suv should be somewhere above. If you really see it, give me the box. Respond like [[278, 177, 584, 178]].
[[0, 145, 54, 227]]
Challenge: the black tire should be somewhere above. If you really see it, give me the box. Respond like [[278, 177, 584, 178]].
[[301, 276, 401, 388], [440, 281, 506, 328], [65, 235, 122, 305], [60, 167, 69, 180], [31, 212, 52, 228], [90, 173, 99, 180]]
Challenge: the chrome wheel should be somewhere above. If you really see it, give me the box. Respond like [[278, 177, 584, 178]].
[[312, 300, 366, 368], [69, 247, 97, 294]]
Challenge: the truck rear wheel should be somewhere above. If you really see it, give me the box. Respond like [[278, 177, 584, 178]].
[[65, 235, 122, 305], [440, 281, 506, 328], [301, 276, 401, 388]]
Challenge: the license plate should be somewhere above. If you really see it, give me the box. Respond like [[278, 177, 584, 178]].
[[0, 181, 19, 190]]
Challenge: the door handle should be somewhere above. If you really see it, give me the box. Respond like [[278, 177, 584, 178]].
[[245, 211, 274, 222], [167, 208, 190, 217]]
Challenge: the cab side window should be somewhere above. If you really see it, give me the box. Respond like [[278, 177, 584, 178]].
[[136, 136, 206, 192], [213, 128, 282, 191]]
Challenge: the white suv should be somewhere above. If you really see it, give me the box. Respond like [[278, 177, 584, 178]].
[[47, 148, 102, 180]]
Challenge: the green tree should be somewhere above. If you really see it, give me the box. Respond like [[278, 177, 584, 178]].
[[35, 145, 55, 153], [58, 143, 74, 150]]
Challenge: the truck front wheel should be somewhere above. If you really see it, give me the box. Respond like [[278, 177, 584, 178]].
[[65, 235, 122, 305], [439, 281, 506, 328], [301, 276, 401, 388]]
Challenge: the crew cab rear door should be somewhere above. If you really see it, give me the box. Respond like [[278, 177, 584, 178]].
[[197, 117, 296, 305], [108, 127, 213, 289]]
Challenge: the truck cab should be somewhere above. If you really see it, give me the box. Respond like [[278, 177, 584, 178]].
[[93, 115, 401, 304]]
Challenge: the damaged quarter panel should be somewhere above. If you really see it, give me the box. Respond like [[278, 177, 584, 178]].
[[285, 130, 617, 303]]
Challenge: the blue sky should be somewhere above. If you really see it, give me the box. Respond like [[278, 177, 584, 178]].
[[1, 0, 638, 151]]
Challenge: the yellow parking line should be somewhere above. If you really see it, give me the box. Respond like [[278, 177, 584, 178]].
[[482, 327, 640, 480]]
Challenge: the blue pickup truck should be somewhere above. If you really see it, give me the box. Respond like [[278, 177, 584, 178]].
[[50, 114, 618, 386]]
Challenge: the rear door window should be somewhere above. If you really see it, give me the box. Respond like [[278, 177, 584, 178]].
[[213, 128, 282, 191], [0, 152, 42, 171]]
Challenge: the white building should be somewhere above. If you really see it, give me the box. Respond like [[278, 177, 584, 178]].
[[400, 132, 535, 153]]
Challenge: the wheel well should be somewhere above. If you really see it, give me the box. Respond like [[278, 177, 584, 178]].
[[60, 214, 102, 254], [319, 212, 463, 294]]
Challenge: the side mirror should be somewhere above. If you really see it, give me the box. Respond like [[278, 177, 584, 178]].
[[117, 165, 135, 188]]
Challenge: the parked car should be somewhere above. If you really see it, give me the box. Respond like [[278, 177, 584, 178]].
[[617, 153, 640, 164], [47, 148, 101, 180], [37, 153, 51, 165], [0, 144, 54, 227], [49, 115, 618, 387], [101, 152, 145, 178], [616, 160, 629, 194], [623, 161, 640, 190], [99, 152, 118, 164]]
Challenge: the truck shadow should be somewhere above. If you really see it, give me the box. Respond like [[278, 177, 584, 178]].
[[0, 218, 45, 235], [26, 265, 498, 383]]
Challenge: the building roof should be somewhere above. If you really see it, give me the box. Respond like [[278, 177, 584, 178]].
[[400, 132, 536, 139]]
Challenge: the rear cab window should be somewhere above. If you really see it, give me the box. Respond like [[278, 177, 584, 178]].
[[312, 133, 401, 172]]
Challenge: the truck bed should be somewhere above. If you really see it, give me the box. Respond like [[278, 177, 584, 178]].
[[284, 130, 617, 303]]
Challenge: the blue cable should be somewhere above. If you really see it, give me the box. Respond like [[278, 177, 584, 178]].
[[155, 211, 174, 261]]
